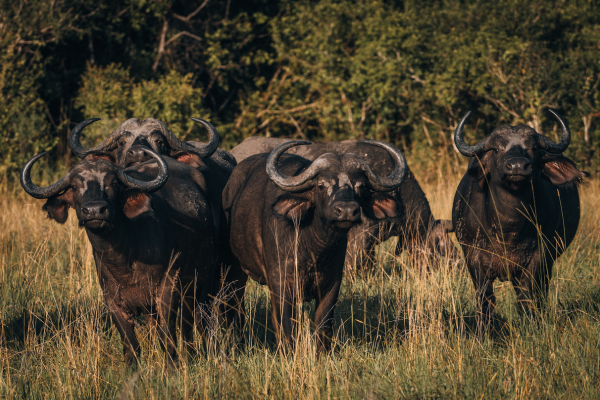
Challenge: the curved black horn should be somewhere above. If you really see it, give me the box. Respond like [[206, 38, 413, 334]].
[[454, 112, 489, 157], [69, 118, 122, 158], [162, 118, 219, 159], [117, 148, 169, 192], [266, 141, 337, 192], [537, 110, 571, 154], [20, 152, 70, 199], [358, 140, 407, 192]]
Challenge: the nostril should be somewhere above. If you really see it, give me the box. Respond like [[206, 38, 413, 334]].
[[524, 162, 531, 170], [334, 206, 343, 216], [506, 162, 513, 170], [99, 205, 107, 214], [82, 207, 90, 215], [127, 150, 135, 157]]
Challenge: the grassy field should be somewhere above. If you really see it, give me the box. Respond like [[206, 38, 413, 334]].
[[1, 165, 599, 399]]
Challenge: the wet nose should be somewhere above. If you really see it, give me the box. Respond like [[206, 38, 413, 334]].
[[505, 157, 531, 174], [126, 146, 150, 164], [81, 201, 109, 219], [333, 201, 360, 222]]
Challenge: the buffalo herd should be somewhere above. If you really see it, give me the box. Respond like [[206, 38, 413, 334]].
[[21, 110, 587, 363]]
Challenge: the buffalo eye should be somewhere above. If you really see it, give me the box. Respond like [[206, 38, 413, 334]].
[[155, 139, 163, 146], [118, 140, 126, 147], [71, 184, 77, 191]]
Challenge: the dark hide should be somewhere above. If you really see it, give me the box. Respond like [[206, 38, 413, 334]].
[[452, 124, 587, 333], [230, 137, 456, 269], [89, 118, 235, 243], [79, 118, 238, 330], [221, 153, 398, 352], [43, 157, 217, 364]]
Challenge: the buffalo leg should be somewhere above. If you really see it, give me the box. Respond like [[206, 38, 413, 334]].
[[475, 278, 495, 336], [156, 278, 179, 364], [313, 280, 341, 353], [514, 253, 551, 314], [228, 274, 248, 344], [512, 269, 536, 315], [103, 291, 139, 365], [180, 289, 197, 347], [532, 254, 552, 311], [269, 289, 295, 350], [468, 258, 495, 336], [109, 307, 140, 365], [218, 263, 248, 342]]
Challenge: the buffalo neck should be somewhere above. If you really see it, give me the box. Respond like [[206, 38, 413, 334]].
[[84, 214, 166, 272], [295, 217, 349, 267], [485, 175, 541, 236]]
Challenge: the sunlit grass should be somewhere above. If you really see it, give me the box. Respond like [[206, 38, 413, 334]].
[[1, 170, 599, 399]]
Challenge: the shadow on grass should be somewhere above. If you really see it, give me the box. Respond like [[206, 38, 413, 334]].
[[0, 300, 113, 350], [240, 291, 411, 352], [557, 283, 600, 315]]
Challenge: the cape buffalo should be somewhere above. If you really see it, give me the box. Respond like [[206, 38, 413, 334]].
[[21, 148, 218, 364], [452, 110, 587, 333], [229, 137, 455, 270], [69, 118, 236, 242], [221, 140, 407, 351]]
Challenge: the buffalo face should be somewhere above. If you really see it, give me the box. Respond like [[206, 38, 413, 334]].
[[273, 166, 365, 230], [455, 110, 586, 191], [314, 171, 361, 229], [21, 150, 169, 231], [66, 161, 122, 231], [115, 121, 171, 167], [472, 126, 542, 191], [268, 141, 406, 231]]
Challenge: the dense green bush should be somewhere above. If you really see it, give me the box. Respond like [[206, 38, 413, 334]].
[[75, 64, 211, 145], [1, 0, 599, 174], [237, 0, 600, 168], [0, 1, 65, 174]]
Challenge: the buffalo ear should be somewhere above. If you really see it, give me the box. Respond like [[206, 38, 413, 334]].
[[122, 190, 152, 218], [273, 195, 313, 221], [542, 154, 588, 185], [84, 152, 116, 163], [172, 151, 204, 168], [43, 197, 71, 224], [363, 193, 398, 220], [466, 154, 490, 189]]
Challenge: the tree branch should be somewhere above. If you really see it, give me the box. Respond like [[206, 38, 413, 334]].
[[420, 114, 447, 130], [116, 7, 129, 18], [164, 31, 202, 47], [172, 0, 209, 23], [152, 18, 169, 72], [262, 103, 317, 115], [483, 95, 520, 119]]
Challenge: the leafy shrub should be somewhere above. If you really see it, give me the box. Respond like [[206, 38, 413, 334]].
[[75, 63, 213, 146]]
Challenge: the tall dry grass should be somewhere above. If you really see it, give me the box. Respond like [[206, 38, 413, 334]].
[[1, 167, 599, 399]]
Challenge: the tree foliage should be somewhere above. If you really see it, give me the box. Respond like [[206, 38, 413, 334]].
[[75, 64, 209, 144], [1, 0, 599, 175]]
